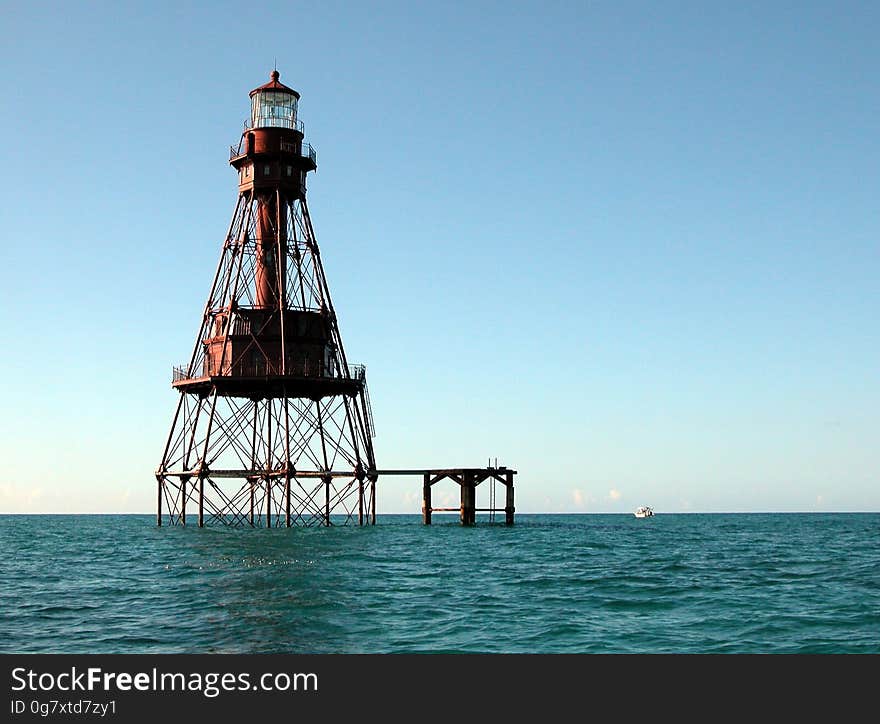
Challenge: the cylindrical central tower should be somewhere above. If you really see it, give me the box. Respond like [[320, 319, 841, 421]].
[[238, 72, 306, 309], [156, 71, 377, 527]]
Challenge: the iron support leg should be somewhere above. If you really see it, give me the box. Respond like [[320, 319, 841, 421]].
[[198, 477, 204, 527], [156, 477, 163, 527]]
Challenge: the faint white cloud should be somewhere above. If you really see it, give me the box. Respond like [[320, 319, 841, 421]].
[[0, 483, 44, 512], [402, 490, 420, 511], [607, 488, 622, 501], [439, 490, 457, 507], [572, 488, 586, 508], [816, 494, 824, 506]]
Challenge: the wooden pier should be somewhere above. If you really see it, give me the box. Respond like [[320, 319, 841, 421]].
[[377, 467, 516, 525]]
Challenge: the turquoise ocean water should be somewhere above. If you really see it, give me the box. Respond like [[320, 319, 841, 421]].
[[1, 513, 878, 653]]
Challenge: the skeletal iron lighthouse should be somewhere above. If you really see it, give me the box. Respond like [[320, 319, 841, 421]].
[[157, 71, 377, 527]]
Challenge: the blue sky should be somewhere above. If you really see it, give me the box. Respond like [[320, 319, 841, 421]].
[[1, 1, 877, 513]]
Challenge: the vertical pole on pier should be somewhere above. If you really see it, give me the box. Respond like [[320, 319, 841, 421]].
[[285, 474, 292, 528], [370, 477, 377, 525], [468, 475, 476, 525], [423, 473, 432, 525], [324, 474, 331, 526], [198, 476, 204, 527], [505, 471, 515, 525], [357, 473, 365, 526], [156, 477, 162, 527]]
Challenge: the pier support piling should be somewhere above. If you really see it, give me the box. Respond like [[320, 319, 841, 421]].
[[505, 470, 515, 526], [460, 472, 476, 526], [422, 473, 432, 525]]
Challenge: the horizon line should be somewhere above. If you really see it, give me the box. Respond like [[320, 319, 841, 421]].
[[1, 510, 877, 516]]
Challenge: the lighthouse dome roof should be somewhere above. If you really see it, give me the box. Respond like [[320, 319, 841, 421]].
[[250, 70, 300, 99]]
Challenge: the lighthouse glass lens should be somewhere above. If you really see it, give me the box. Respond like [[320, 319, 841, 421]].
[[252, 91, 298, 129]]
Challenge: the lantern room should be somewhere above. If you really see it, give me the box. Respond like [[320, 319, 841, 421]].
[[250, 70, 300, 130]]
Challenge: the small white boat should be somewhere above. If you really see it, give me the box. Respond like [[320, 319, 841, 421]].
[[634, 506, 654, 518]]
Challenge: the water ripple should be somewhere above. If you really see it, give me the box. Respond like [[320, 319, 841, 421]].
[[1, 513, 878, 653]]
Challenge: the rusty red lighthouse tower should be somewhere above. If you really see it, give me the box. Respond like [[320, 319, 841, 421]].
[[156, 71, 377, 527]]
